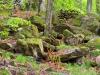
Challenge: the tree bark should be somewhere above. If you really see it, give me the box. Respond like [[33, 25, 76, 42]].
[[44, 0, 53, 35], [40, 0, 46, 12], [87, 0, 92, 13]]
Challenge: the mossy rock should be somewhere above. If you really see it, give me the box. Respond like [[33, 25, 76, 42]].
[[81, 14, 100, 33], [17, 38, 45, 56], [87, 37, 100, 49], [73, 27, 93, 36], [63, 29, 74, 37], [16, 25, 39, 39]]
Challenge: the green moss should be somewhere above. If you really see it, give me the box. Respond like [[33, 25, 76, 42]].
[[16, 25, 39, 39], [88, 37, 100, 49], [15, 55, 27, 64], [91, 49, 100, 56], [0, 69, 10, 75], [63, 29, 74, 37], [17, 38, 43, 53], [66, 64, 97, 75], [0, 31, 9, 39], [56, 44, 72, 50]]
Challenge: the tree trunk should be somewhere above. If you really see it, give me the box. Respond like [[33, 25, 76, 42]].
[[87, 0, 92, 13], [38, 0, 46, 15], [40, 0, 46, 12], [44, 0, 53, 35]]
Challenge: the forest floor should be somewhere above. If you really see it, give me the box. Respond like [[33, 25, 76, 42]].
[[0, 9, 100, 75]]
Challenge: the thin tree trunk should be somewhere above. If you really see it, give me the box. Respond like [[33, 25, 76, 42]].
[[40, 0, 46, 12], [87, 0, 92, 13], [44, 0, 53, 35]]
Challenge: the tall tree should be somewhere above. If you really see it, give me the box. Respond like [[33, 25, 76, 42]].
[[87, 0, 92, 13], [44, 0, 53, 35]]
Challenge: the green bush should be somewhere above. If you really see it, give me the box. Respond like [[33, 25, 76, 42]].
[[6, 17, 32, 31], [91, 49, 100, 56], [0, 31, 9, 39]]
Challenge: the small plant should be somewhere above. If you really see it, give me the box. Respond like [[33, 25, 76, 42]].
[[91, 49, 100, 56], [0, 31, 9, 39], [0, 68, 11, 75], [6, 17, 31, 31], [2, 52, 13, 59], [15, 55, 27, 64], [48, 49, 61, 63]]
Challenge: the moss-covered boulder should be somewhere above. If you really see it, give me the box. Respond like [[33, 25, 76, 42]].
[[16, 38, 46, 57], [63, 29, 74, 37], [57, 46, 89, 62], [81, 14, 100, 33], [87, 37, 100, 49], [64, 34, 84, 45], [16, 25, 39, 39]]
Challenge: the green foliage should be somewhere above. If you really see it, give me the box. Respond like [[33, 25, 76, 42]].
[[0, 0, 13, 10], [6, 17, 31, 31], [0, 69, 10, 75], [15, 55, 27, 63], [82, 57, 92, 68], [88, 37, 100, 49], [91, 49, 100, 56], [2, 51, 13, 59], [0, 31, 9, 39], [32, 16, 46, 27], [54, 0, 96, 14], [58, 9, 82, 20], [56, 44, 72, 50], [66, 63, 97, 75]]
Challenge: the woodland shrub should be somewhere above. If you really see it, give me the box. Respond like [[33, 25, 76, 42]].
[[6, 17, 31, 31]]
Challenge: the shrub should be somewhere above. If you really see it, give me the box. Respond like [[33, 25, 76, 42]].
[[6, 17, 31, 31]]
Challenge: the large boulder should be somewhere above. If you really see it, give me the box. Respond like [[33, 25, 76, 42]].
[[81, 14, 100, 33], [64, 34, 84, 45], [96, 56, 100, 66], [63, 29, 74, 37], [87, 37, 100, 49], [16, 38, 46, 57], [16, 25, 39, 39], [53, 47, 89, 62]]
